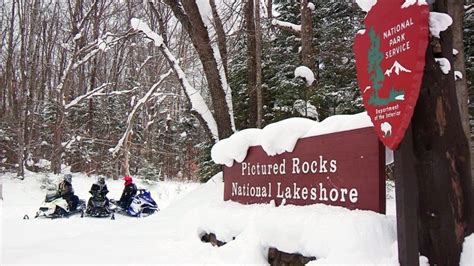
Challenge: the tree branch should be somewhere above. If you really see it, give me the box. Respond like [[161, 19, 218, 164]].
[[65, 82, 112, 110], [271, 19, 301, 35], [110, 70, 172, 156]]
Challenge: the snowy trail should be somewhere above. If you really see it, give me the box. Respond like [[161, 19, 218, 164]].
[[1, 172, 202, 264], [2, 172, 473, 265]]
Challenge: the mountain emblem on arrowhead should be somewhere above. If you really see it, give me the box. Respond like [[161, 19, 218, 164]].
[[384, 61, 412, 76]]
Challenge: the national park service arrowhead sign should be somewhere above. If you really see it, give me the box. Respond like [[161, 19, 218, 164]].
[[354, 0, 429, 150]]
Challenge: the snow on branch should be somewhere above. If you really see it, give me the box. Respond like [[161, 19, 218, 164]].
[[110, 70, 173, 156], [196, 0, 236, 131], [72, 31, 136, 70], [131, 18, 163, 46], [466, 4, 474, 14], [131, 18, 219, 140], [294, 66, 315, 86], [56, 30, 135, 103], [91, 88, 137, 97], [65, 83, 112, 110], [271, 19, 301, 34], [72, 49, 100, 70]]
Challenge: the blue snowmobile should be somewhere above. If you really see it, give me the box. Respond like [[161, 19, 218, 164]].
[[111, 189, 159, 217]]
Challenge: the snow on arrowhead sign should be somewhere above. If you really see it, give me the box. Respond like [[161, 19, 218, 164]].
[[354, 0, 429, 150]]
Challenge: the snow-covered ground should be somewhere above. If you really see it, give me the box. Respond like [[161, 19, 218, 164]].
[[1, 171, 473, 265]]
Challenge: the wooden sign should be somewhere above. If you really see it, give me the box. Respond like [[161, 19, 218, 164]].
[[223, 127, 386, 213], [354, 0, 429, 150]]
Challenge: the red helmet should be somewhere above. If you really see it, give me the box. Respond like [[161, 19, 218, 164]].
[[123, 176, 133, 185]]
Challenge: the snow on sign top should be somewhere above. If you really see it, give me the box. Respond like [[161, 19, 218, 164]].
[[355, 0, 378, 12], [356, 0, 427, 12], [354, 0, 429, 149], [212, 112, 374, 167], [401, 0, 427, 8]]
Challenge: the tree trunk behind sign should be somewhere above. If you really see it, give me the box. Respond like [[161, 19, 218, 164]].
[[412, 1, 473, 264], [163, 0, 234, 140], [300, 0, 316, 117], [447, 1, 470, 141], [244, 0, 257, 128], [255, 0, 263, 128]]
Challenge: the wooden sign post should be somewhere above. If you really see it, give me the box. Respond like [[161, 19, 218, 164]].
[[393, 126, 419, 266]]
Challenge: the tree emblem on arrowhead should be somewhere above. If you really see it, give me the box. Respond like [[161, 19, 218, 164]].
[[367, 27, 405, 106]]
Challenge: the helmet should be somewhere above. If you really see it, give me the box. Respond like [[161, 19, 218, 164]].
[[98, 177, 105, 185], [63, 174, 72, 183], [123, 176, 133, 185]]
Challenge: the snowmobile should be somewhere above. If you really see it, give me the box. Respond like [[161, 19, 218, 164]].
[[85, 194, 113, 218], [111, 189, 159, 217], [34, 192, 86, 219]]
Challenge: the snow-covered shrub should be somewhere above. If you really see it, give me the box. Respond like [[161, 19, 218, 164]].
[[39, 173, 57, 191]]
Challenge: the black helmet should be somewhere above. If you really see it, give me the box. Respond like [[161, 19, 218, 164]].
[[63, 174, 72, 183], [98, 176, 105, 185]]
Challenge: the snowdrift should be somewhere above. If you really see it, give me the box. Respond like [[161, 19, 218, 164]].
[[1, 171, 473, 264]]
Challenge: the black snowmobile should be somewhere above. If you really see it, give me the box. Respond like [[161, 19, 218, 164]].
[[85, 194, 112, 217], [85, 180, 113, 218]]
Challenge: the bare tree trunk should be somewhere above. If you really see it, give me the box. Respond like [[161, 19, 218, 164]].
[[447, 2, 470, 141], [210, 0, 228, 76], [448, 3, 474, 235], [51, 105, 64, 174], [163, 0, 233, 140], [120, 133, 131, 177], [244, 0, 257, 128], [301, 0, 316, 117], [24, 0, 42, 173], [300, 0, 315, 71], [0, 1, 9, 117], [2, 1, 16, 119], [148, 1, 169, 47], [16, 0, 31, 178], [413, 1, 473, 264], [27, 10, 42, 165], [3, 0, 16, 174], [267, 0, 273, 20], [255, 0, 263, 128], [88, 1, 100, 135]]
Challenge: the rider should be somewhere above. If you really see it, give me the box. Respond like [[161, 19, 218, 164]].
[[57, 174, 79, 210], [118, 176, 137, 210], [87, 176, 110, 210]]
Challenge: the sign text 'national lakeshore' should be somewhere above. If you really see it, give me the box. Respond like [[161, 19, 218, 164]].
[[223, 127, 386, 213]]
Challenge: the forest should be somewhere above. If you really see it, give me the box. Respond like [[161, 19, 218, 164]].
[[0, 0, 472, 182]]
